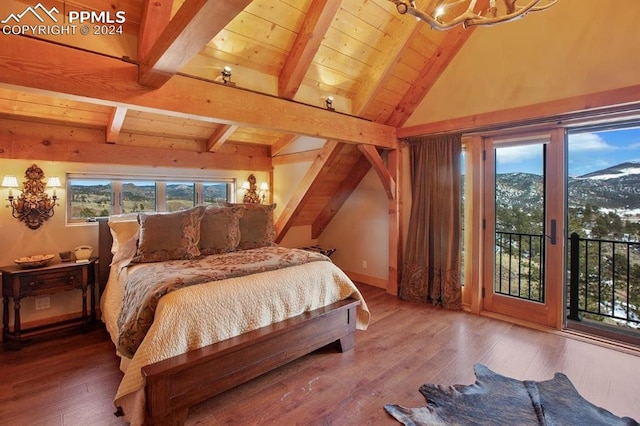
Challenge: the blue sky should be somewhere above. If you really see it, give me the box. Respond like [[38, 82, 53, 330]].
[[494, 125, 640, 176]]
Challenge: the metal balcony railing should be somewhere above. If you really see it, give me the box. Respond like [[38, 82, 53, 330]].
[[568, 233, 640, 329], [495, 231, 545, 302]]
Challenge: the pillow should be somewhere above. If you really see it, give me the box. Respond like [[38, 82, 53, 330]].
[[132, 206, 205, 263], [108, 214, 140, 255], [224, 203, 276, 250], [199, 206, 244, 255]]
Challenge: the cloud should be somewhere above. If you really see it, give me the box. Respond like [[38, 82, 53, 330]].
[[496, 144, 541, 165], [568, 133, 616, 152]]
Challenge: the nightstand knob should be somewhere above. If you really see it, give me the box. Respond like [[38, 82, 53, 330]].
[[69, 275, 76, 283], [28, 281, 36, 288]]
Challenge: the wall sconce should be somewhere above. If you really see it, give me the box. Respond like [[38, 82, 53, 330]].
[[241, 174, 268, 204], [325, 96, 335, 111], [221, 66, 235, 86], [2, 164, 59, 230], [259, 182, 269, 204]]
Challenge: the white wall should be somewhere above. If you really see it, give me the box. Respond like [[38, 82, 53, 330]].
[[319, 169, 389, 285]]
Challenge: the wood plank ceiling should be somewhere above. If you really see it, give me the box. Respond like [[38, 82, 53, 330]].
[[0, 0, 478, 240]]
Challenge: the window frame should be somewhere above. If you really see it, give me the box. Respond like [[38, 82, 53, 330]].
[[65, 173, 236, 224]]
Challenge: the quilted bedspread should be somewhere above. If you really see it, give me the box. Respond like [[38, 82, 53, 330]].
[[117, 246, 331, 358], [101, 249, 370, 426]]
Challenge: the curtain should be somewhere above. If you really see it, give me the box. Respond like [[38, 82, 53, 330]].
[[400, 134, 462, 309]]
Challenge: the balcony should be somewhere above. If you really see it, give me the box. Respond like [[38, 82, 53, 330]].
[[495, 231, 640, 345], [568, 233, 640, 344]]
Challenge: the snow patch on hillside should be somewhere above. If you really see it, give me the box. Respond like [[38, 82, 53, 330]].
[[584, 167, 640, 180]]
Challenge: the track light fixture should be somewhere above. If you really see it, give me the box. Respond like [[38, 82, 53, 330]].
[[221, 66, 233, 85], [325, 96, 335, 111]]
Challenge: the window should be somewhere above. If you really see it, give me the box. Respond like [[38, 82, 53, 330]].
[[121, 180, 156, 213], [69, 179, 113, 219], [166, 181, 194, 212], [66, 175, 234, 223]]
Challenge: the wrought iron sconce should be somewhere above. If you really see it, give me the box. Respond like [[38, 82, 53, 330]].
[[241, 174, 268, 204], [2, 164, 60, 230]]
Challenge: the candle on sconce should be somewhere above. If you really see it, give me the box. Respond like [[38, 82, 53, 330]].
[[47, 177, 61, 198], [2, 175, 19, 198]]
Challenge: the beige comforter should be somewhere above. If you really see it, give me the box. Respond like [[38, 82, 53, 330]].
[[101, 253, 370, 425]]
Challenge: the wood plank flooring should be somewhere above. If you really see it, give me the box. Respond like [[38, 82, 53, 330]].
[[1, 283, 639, 425]]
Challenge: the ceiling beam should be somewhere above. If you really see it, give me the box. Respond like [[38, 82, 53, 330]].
[[351, 0, 424, 115], [106, 107, 127, 144], [385, 21, 478, 128], [274, 141, 341, 242], [206, 124, 238, 152], [272, 149, 321, 166], [139, 0, 252, 88], [358, 145, 395, 200], [137, 0, 173, 60], [0, 36, 396, 148], [0, 120, 271, 171], [278, 0, 340, 99], [271, 134, 300, 157]]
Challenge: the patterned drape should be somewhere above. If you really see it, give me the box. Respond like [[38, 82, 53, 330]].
[[400, 134, 462, 309]]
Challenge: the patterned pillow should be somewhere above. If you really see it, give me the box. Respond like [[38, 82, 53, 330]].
[[132, 206, 205, 263], [224, 203, 276, 250], [199, 206, 244, 255]]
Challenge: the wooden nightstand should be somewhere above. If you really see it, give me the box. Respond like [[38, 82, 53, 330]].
[[1, 258, 97, 350]]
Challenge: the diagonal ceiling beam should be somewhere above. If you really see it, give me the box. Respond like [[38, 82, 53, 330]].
[[278, 0, 340, 99], [0, 36, 396, 148], [351, 0, 425, 115], [274, 140, 341, 242], [206, 124, 238, 152], [139, 0, 252, 88], [358, 144, 395, 200], [106, 107, 127, 144], [137, 0, 173, 60], [271, 134, 300, 157], [272, 149, 321, 166], [384, 17, 480, 128]]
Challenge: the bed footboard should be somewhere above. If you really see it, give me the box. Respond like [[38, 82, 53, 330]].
[[141, 298, 360, 425]]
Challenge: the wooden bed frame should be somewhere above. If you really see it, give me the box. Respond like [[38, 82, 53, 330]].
[[97, 219, 360, 425]]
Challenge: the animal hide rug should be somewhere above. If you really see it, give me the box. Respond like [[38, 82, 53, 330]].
[[384, 364, 638, 425]]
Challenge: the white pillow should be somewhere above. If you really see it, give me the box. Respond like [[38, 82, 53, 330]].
[[108, 214, 140, 254]]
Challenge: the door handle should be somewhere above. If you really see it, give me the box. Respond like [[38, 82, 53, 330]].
[[549, 219, 557, 245]]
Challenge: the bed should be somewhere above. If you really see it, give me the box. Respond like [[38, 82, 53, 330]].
[[97, 204, 370, 425]]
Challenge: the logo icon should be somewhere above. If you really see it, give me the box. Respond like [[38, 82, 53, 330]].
[[1, 3, 59, 24]]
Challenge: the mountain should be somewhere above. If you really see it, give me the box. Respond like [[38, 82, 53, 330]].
[[496, 172, 542, 211], [570, 161, 640, 210], [495, 162, 640, 213], [576, 161, 640, 180]]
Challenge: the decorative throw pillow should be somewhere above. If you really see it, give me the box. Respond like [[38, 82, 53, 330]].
[[224, 203, 276, 250], [132, 206, 205, 263], [199, 206, 244, 255]]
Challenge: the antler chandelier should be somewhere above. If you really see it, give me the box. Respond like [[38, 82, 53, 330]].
[[388, 0, 557, 31]]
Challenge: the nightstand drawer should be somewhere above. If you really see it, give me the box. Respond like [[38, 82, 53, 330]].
[[19, 268, 82, 295]]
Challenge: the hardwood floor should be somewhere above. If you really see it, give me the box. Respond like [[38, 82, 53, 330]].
[[1, 283, 639, 425]]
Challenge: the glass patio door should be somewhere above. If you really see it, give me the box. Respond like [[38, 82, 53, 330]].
[[482, 130, 565, 328]]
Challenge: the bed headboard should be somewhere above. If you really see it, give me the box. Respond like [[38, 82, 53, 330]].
[[97, 218, 114, 295]]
